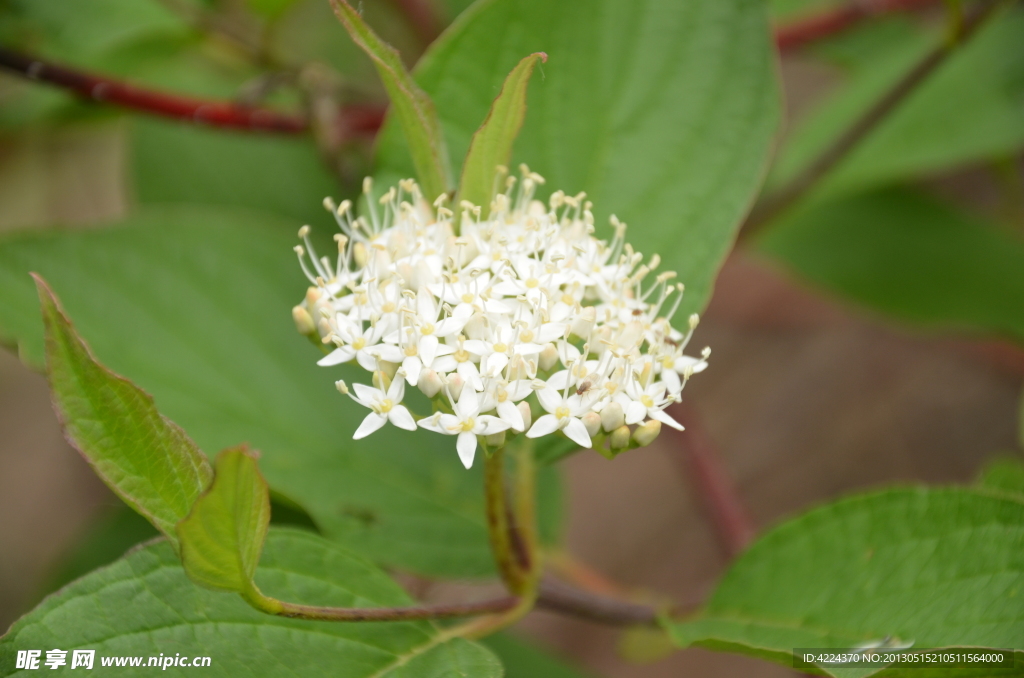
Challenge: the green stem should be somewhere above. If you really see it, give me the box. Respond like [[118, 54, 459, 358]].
[[241, 584, 518, 622], [484, 446, 525, 593]]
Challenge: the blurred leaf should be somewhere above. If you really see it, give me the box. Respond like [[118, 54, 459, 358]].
[[617, 626, 676, 665], [665, 488, 1024, 678], [977, 456, 1024, 501], [458, 52, 546, 213], [482, 633, 598, 678], [375, 0, 780, 315], [177, 446, 270, 593], [130, 118, 339, 226], [756, 187, 1024, 342], [246, 0, 299, 20], [0, 529, 503, 677], [0, 0, 185, 65], [769, 6, 1024, 201], [0, 208, 562, 577], [770, 0, 842, 20], [330, 0, 450, 201], [34, 274, 213, 552]]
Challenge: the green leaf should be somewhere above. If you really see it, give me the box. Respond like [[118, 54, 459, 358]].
[[769, 6, 1024, 202], [977, 457, 1024, 501], [33, 274, 213, 552], [458, 52, 546, 213], [177, 446, 271, 593], [0, 207, 562, 577], [0, 529, 503, 677], [375, 0, 780, 315], [131, 118, 340, 226], [755, 187, 1024, 343], [329, 0, 450, 201], [483, 633, 598, 678], [666, 487, 1024, 677]]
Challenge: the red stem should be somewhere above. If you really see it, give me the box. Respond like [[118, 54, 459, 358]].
[[666, 403, 755, 559], [775, 0, 940, 51], [0, 47, 307, 133]]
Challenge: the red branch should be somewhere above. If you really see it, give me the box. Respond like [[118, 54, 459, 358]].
[[0, 47, 308, 133], [775, 0, 940, 51], [665, 403, 755, 559]]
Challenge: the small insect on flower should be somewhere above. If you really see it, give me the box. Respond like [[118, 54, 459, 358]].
[[293, 166, 709, 468]]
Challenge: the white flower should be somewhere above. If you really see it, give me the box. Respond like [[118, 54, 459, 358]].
[[527, 386, 594, 448], [293, 167, 710, 468], [341, 377, 416, 439], [417, 387, 511, 468]]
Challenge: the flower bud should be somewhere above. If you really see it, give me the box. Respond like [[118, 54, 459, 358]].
[[570, 306, 596, 339], [517, 401, 532, 431], [372, 370, 390, 392], [485, 430, 506, 448], [418, 369, 443, 398], [600, 402, 624, 432], [632, 419, 662, 448], [448, 374, 465, 401], [292, 305, 315, 336], [582, 411, 601, 438], [609, 425, 631, 451], [379, 360, 399, 379], [539, 343, 559, 371]]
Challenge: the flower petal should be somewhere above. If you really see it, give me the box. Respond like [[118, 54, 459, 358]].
[[388, 405, 417, 431], [625, 400, 647, 425], [497, 400, 525, 431], [562, 417, 593, 448], [317, 346, 355, 366], [476, 415, 512, 436], [353, 412, 387, 439], [457, 431, 478, 469], [526, 414, 560, 438]]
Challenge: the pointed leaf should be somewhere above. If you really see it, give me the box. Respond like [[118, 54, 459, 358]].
[[458, 52, 546, 213], [0, 529, 502, 677], [330, 0, 450, 201], [177, 445, 271, 593], [665, 488, 1024, 677], [33, 274, 212, 552]]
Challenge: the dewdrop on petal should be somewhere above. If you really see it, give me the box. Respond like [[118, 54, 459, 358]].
[[291, 168, 709, 468]]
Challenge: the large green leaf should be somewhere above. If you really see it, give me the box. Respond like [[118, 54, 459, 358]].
[[483, 634, 598, 678], [666, 487, 1024, 677], [375, 0, 780, 315], [130, 118, 339, 227], [769, 6, 1024, 202], [0, 529, 502, 677], [34, 275, 212, 552], [755, 187, 1024, 343], [0, 207, 561, 578]]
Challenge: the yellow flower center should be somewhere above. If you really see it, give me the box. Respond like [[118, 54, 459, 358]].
[[641, 395, 654, 408], [462, 293, 475, 303], [379, 398, 393, 413], [454, 349, 471, 363], [525, 277, 540, 289], [460, 418, 476, 432], [420, 323, 435, 335], [493, 342, 508, 354], [352, 337, 366, 350], [555, 406, 570, 420], [519, 329, 534, 343], [405, 345, 418, 357]]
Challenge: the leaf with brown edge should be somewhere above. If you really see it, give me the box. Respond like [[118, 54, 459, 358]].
[[329, 0, 450, 202], [33, 273, 212, 553], [458, 52, 547, 215]]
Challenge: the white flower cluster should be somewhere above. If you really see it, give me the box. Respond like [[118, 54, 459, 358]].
[[292, 167, 709, 469]]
